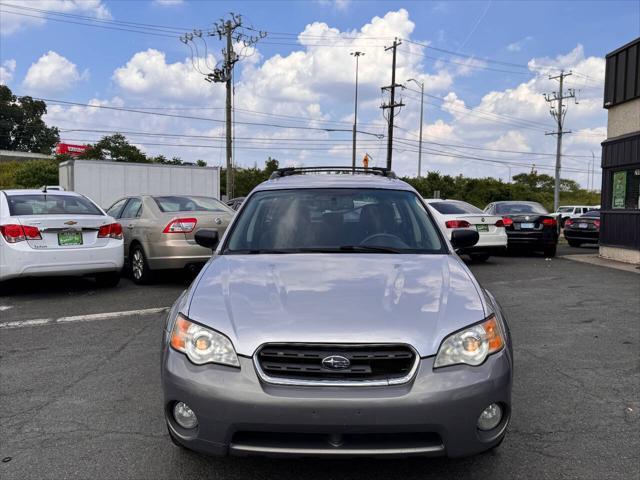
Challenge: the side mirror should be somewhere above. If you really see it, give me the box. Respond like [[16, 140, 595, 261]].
[[450, 229, 479, 250], [195, 229, 220, 250]]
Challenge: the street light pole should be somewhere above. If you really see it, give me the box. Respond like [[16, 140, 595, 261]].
[[407, 78, 424, 177], [351, 51, 364, 171]]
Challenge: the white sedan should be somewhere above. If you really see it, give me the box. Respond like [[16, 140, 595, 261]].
[[0, 189, 124, 286], [424, 198, 507, 261]]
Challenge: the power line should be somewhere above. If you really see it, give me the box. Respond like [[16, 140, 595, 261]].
[[38, 98, 385, 136]]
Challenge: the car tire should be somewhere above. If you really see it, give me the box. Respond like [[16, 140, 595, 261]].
[[470, 253, 490, 262], [567, 240, 582, 248], [130, 245, 153, 284], [94, 271, 120, 288], [543, 245, 557, 257]]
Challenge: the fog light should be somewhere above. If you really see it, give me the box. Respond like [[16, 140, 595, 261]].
[[173, 402, 198, 429], [477, 403, 502, 431]]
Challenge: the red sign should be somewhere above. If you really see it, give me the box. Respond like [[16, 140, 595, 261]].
[[56, 143, 89, 156]]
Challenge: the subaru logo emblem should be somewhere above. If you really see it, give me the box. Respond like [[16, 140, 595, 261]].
[[322, 355, 350, 370]]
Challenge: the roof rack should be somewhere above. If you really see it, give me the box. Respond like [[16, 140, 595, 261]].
[[269, 166, 397, 180]]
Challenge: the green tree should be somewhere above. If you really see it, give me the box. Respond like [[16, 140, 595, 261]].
[[14, 160, 59, 188], [196, 159, 207, 167], [78, 133, 148, 163], [0, 85, 60, 154]]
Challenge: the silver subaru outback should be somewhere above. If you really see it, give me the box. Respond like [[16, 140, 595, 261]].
[[161, 167, 513, 458]]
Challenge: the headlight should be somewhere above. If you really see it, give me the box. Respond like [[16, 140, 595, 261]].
[[434, 314, 505, 368], [170, 314, 240, 367]]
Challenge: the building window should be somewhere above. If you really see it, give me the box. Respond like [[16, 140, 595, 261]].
[[611, 168, 640, 210]]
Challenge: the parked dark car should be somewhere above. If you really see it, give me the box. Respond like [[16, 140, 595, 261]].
[[484, 201, 559, 257], [225, 197, 245, 211], [564, 210, 600, 247]]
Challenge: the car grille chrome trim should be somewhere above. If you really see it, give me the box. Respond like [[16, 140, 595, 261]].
[[253, 343, 420, 387]]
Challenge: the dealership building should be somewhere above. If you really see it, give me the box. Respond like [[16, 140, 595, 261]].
[[600, 37, 640, 264]]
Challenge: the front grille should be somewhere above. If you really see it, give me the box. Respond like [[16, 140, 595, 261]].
[[255, 344, 417, 385]]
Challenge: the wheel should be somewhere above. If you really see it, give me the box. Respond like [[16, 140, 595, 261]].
[[130, 245, 153, 284], [469, 253, 490, 262], [567, 240, 582, 248], [543, 245, 557, 257], [94, 271, 120, 288]]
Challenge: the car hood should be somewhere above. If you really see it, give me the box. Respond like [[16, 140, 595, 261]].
[[187, 254, 487, 357]]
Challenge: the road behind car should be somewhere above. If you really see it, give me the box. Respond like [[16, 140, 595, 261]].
[[0, 246, 638, 479]]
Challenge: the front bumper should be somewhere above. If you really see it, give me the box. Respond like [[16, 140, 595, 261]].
[[161, 347, 512, 458]]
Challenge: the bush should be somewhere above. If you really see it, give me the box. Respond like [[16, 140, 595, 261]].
[[0, 161, 21, 189], [14, 160, 59, 188]]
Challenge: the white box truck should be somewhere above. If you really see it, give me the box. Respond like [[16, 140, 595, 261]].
[[59, 159, 220, 209]]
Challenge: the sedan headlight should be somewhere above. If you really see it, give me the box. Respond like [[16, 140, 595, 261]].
[[170, 314, 240, 367], [434, 314, 505, 368]]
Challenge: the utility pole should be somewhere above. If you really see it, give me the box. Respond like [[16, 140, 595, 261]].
[[180, 14, 266, 200], [381, 38, 404, 171], [544, 70, 577, 212], [351, 51, 364, 171], [407, 78, 424, 177]]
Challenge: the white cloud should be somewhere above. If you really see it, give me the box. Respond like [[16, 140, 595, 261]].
[[0, 0, 110, 35], [507, 36, 533, 52], [23, 51, 87, 94], [112, 49, 221, 101], [153, 0, 183, 5], [0, 59, 16, 85], [316, 0, 351, 11]]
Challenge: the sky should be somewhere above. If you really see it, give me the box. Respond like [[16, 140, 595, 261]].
[[1, 0, 639, 187]]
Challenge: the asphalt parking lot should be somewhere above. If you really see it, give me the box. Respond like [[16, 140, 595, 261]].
[[1, 245, 638, 480]]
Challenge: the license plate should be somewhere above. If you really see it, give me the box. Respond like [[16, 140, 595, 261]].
[[476, 224, 489, 232], [58, 231, 83, 246], [520, 222, 535, 229], [578, 223, 588, 229]]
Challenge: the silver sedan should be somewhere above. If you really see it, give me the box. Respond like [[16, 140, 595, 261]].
[[105, 195, 234, 283]]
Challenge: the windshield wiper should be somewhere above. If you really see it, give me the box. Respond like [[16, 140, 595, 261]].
[[288, 246, 402, 254], [337, 245, 401, 254], [224, 249, 289, 254]]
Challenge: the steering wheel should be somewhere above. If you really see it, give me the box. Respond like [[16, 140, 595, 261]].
[[359, 233, 409, 248]]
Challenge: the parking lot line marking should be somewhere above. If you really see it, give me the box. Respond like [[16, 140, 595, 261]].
[[56, 307, 170, 324], [0, 307, 169, 330], [0, 318, 52, 329]]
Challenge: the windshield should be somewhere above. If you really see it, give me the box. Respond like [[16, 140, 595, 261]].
[[154, 195, 232, 213], [6, 194, 103, 216], [557, 207, 573, 212], [224, 188, 445, 254], [496, 202, 548, 215], [429, 201, 483, 215]]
